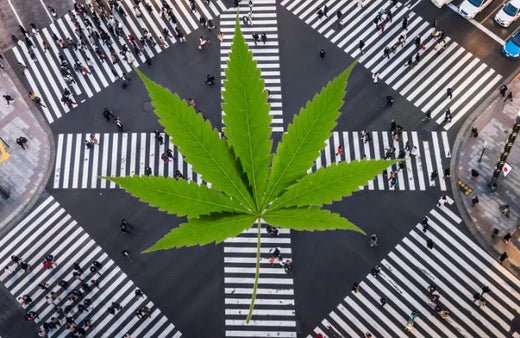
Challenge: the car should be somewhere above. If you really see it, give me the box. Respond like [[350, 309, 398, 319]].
[[459, 0, 494, 19], [495, 0, 520, 27], [431, 0, 453, 8], [503, 31, 520, 59]]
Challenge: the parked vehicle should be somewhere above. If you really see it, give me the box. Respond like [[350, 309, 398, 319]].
[[431, 0, 453, 8], [495, 0, 520, 27], [459, 0, 494, 19], [502, 31, 520, 59]]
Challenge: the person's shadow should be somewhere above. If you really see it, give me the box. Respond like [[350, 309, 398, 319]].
[[508, 310, 520, 337]]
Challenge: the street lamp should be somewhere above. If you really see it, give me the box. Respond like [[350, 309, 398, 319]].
[[489, 111, 520, 192], [478, 140, 487, 162]]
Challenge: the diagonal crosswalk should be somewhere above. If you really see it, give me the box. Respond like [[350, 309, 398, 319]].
[[52, 130, 451, 191], [9, 0, 227, 124], [220, 0, 285, 132], [308, 196, 520, 338], [281, 0, 503, 130], [0, 195, 181, 338], [313, 130, 451, 191], [224, 224, 297, 337]]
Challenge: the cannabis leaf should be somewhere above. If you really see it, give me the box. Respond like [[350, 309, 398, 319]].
[[106, 16, 396, 323]]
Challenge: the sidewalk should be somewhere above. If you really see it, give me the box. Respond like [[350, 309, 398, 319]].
[[453, 73, 520, 277], [0, 56, 52, 231]]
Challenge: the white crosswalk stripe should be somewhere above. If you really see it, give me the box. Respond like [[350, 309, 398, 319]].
[[220, 0, 285, 132], [224, 225, 297, 337], [0, 196, 180, 337], [308, 197, 520, 338], [52, 132, 204, 189], [313, 131, 451, 191], [52, 130, 450, 190], [9, 0, 228, 124], [280, 0, 503, 130]]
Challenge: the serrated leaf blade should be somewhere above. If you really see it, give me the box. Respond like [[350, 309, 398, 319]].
[[104, 176, 247, 218], [222, 17, 272, 211], [264, 63, 357, 204], [263, 207, 364, 234], [143, 213, 256, 252], [135, 69, 255, 211], [269, 159, 396, 210]]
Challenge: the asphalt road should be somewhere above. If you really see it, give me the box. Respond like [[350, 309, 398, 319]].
[[0, 0, 519, 337]]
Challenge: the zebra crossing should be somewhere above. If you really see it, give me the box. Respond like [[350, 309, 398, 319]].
[[9, 0, 227, 124], [224, 224, 297, 337], [0, 195, 181, 337], [220, 0, 285, 132], [52, 132, 204, 189], [281, 0, 503, 130], [52, 130, 451, 191], [309, 196, 520, 338], [313, 131, 451, 191]]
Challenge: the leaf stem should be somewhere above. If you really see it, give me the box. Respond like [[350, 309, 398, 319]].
[[246, 219, 262, 323]]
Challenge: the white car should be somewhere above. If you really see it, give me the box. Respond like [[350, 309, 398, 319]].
[[431, 0, 453, 8], [495, 0, 520, 27], [459, 0, 494, 19]]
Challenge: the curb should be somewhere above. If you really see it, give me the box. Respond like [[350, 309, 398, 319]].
[[0, 56, 55, 236], [450, 67, 520, 279]]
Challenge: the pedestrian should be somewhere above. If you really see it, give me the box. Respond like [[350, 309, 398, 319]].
[[415, 52, 420, 63], [120, 219, 133, 233], [122, 250, 133, 262], [357, 0, 364, 7], [16, 137, 28, 150], [471, 195, 479, 206], [336, 145, 344, 157], [503, 232, 512, 244], [319, 49, 325, 63], [135, 289, 144, 298], [370, 234, 378, 247], [352, 282, 361, 293], [471, 127, 479, 137], [114, 117, 123, 131], [25, 311, 39, 321], [383, 47, 390, 59], [283, 259, 293, 273], [155, 129, 164, 144], [261, 33, 267, 44], [38, 282, 49, 290], [336, 10, 343, 24], [323, 4, 329, 17], [414, 35, 421, 49], [372, 72, 379, 86], [371, 264, 381, 277], [500, 204, 510, 218], [112, 302, 122, 311], [446, 88, 453, 100], [437, 195, 447, 207], [386, 96, 394, 107], [420, 216, 429, 232], [380, 297, 387, 306], [402, 16, 408, 30], [499, 84, 507, 97], [481, 285, 491, 296], [103, 107, 114, 121], [443, 168, 451, 178], [444, 108, 452, 123], [498, 252, 508, 264], [3, 94, 15, 105], [505, 91, 513, 102], [359, 40, 365, 54], [317, 8, 323, 20], [428, 284, 437, 294], [427, 238, 434, 249]]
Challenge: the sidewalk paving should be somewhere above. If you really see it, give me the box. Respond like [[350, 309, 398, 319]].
[[453, 73, 520, 277], [0, 56, 52, 230]]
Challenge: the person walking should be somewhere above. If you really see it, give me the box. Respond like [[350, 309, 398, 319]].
[[336, 10, 343, 24], [426, 238, 434, 249], [114, 117, 123, 131], [122, 250, 133, 262], [371, 264, 381, 277], [261, 32, 267, 44], [498, 252, 508, 264], [383, 47, 390, 59], [319, 49, 325, 63], [380, 297, 387, 306], [386, 96, 394, 107], [358, 39, 365, 54], [120, 219, 134, 233], [103, 107, 114, 121], [505, 91, 513, 102], [3, 94, 15, 105], [471, 195, 479, 207], [323, 4, 329, 17], [352, 282, 361, 293], [499, 84, 507, 97], [370, 234, 378, 247], [446, 87, 453, 100], [252, 32, 259, 45], [372, 72, 379, 85], [420, 216, 429, 232], [16, 137, 28, 150], [402, 16, 408, 30]]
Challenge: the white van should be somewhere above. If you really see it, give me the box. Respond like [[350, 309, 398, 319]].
[[459, 0, 494, 19], [495, 0, 520, 27]]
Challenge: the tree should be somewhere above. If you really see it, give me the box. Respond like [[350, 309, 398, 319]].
[[105, 17, 395, 323]]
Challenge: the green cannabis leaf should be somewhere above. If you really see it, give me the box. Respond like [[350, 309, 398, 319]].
[[106, 16, 396, 323]]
